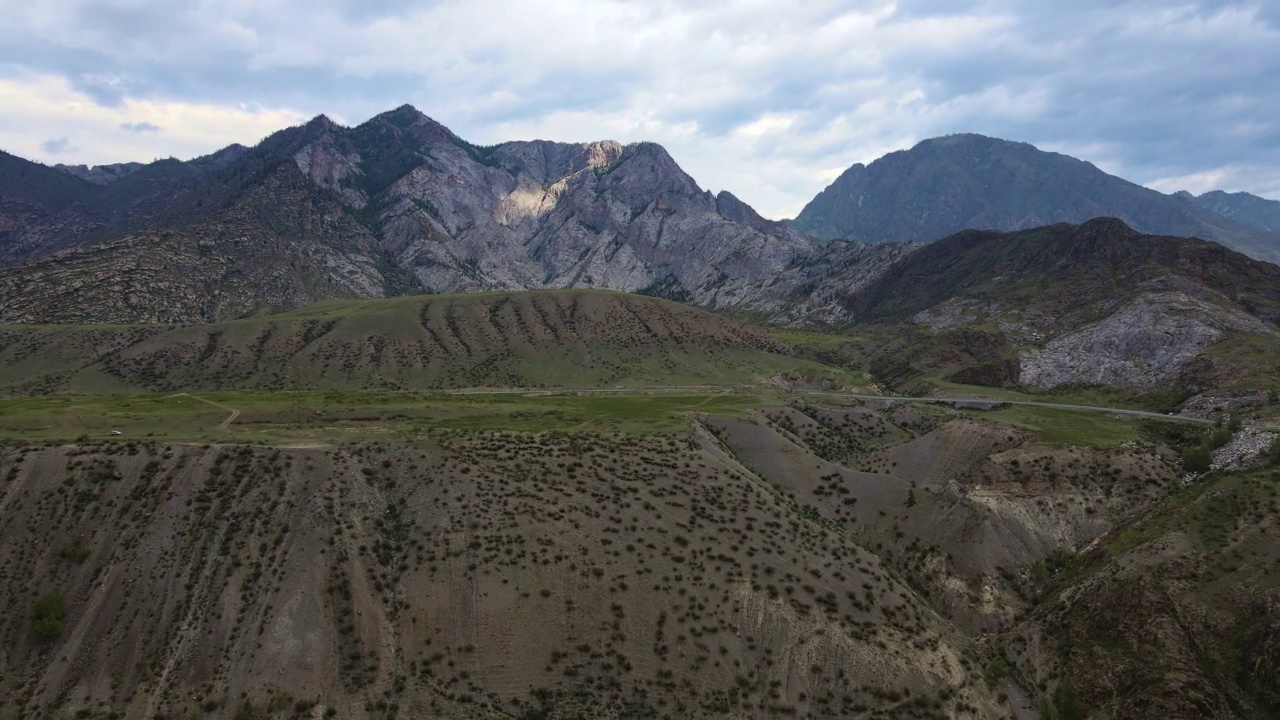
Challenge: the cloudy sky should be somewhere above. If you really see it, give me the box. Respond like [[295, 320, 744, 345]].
[[2, 0, 1277, 218]]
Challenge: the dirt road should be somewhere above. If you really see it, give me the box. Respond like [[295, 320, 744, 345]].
[[164, 393, 241, 431], [835, 394, 1280, 432]]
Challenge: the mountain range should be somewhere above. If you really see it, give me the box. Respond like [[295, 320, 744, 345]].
[[3, 106, 1279, 329], [5, 107, 1280, 720]]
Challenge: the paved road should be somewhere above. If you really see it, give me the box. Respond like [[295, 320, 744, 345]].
[[834, 393, 1280, 432]]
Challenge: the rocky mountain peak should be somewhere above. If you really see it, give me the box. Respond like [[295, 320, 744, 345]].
[[603, 141, 703, 197], [378, 103, 427, 125], [716, 190, 810, 244], [714, 190, 761, 223], [582, 140, 624, 169], [304, 113, 340, 132], [485, 139, 624, 184], [916, 132, 1028, 151], [193, 144, 250, 170], [363, 106, 461, 152]]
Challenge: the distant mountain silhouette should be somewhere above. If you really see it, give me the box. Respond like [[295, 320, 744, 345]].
[[792, 133, 1280, 264]]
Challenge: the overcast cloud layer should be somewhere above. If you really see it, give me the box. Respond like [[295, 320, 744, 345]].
[[2, 0, 1277, 218]]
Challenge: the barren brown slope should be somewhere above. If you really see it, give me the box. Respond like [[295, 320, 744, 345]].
[[3, 390, 1269, 718], [0, 432, 1008, 720], [703, 401, 1186, 635], [0, 290, 847, 395]]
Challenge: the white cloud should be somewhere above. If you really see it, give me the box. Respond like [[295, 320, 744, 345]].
[[1, 0, 1278, 216], [0, 73, 307, 165]]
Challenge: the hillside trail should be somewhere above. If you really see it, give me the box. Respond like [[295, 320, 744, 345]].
[[163, 393, 240, 431]]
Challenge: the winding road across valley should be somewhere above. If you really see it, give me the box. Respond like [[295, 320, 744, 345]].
[[826, 393, 1280, 432], [445, 385, 1280, 432]]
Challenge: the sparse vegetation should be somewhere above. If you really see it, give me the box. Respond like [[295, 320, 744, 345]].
[[32, 590, 67, 641], [57, 539, 91, 562], [0, 292, 1273, 719]]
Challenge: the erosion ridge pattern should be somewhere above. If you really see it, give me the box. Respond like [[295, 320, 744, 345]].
[[0, 291, 834, 395]]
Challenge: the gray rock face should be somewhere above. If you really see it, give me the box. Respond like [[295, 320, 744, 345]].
[[1179, 391, 1271, 421], [911, 298, 1001, 334], [744, 240, 917, 326], [53, 162, 145, 185], [276, 110, 828, 312], [1189, 190, 1280, 233], [3, 106, 909, 326], [1018, 292, 1274, 389], [1212, 429, 1278, 472], [293, 136, 366, 209]]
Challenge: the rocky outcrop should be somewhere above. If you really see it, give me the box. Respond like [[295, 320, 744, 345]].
[[1211, 429, 1278, 471], [53, 161, 145, 185], [1179, 390, 1272, 420], [1018, 292, 1273, 389], [839, 221, 1280, 393]]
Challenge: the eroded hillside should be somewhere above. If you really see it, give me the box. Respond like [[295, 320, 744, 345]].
[[4, 393, 1264, 719], [2, 427, 1002, 719], [0, 291, 855, 396]]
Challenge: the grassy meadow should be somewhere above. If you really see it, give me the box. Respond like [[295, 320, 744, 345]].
[[0, 390, 782, 445]]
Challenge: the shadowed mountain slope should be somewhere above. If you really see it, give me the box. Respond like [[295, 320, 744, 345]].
[[1187, 189, 1280, 232], [841, 219, 1280, 392], [844, 218, 1280, 326], [793, 134, 1280, 264]]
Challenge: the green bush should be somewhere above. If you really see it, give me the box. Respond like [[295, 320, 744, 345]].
[[1182, 444, 1213, 473], [58, 539, 90, 563], [1054, 680, 1087, 720], [33, 589, 68, 641], [1208, 427, 1234, 450]]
